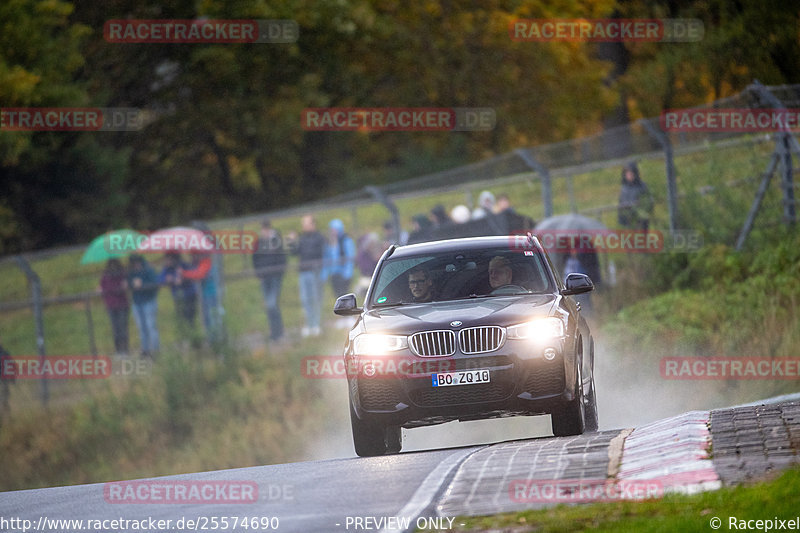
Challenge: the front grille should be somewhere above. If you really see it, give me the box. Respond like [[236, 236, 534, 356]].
[[458, 326, 505, 354], [410, 382, 513, 407], [410, 330, 456, 357], [358, 378, 403, 411], [524, 362, 566, 395]]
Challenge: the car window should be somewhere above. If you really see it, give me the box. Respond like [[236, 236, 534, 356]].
[[371, 256, 436, 300], [370, 248, 553, 305]]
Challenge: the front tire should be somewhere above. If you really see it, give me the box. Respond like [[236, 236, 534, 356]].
[[349, 402, 402, 457], [583, 374, 599, 432], [551, 365, 586, 437]]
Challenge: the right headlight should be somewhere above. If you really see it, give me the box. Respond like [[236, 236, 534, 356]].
[[506, 317, 565, 341]]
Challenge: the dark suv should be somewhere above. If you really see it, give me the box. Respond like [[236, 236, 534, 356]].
[[334, 235, 598, 457]]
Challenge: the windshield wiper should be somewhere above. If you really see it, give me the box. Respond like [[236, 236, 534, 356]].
[[449, 294, 494, 301]]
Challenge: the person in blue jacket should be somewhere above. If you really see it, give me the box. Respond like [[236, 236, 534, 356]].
[[128, 254, 160, 358], [322, 219, 356, 299]]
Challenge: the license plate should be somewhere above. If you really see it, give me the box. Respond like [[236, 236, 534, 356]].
[[432, 369, 491, 387]]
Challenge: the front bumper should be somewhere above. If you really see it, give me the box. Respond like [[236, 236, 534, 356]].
[[347, 340, 575, 428]]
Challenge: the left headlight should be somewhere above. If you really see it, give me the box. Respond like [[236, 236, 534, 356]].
[[506, 317, 565, 341], [353, 334, 408, 355]]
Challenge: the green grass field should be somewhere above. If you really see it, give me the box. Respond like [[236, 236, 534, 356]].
[[446, 467, 800, 533]]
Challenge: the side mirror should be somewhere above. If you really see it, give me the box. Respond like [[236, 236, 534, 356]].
[[561, 273, 594, 295], [334, 293, 362, 316]]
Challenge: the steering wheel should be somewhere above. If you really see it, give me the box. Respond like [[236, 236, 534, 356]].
[[489, 284, 528, 295]]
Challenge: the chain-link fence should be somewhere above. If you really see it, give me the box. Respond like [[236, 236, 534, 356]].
[[1, 81, 798, 405]]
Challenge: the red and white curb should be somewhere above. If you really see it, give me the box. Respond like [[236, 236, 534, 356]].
[[617, 410, 721, 495]]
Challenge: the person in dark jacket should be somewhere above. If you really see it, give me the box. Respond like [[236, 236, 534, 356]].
[[180, 252, 222, 346], [100, 258, 130, 355], [407, 214, 433, 244], [252, 219, 287, 341], [617, 161, 654, 231], [128, 254, 160, 357], [159, 252, 197, 340], [287, 215, 327, 337]]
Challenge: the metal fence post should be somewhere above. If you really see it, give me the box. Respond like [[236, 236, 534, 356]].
[[85, 295, 97, 356], [365, 186, 401, 243], [15, 256, 48, 406], [735, 152, 779, 251], [748, 80, 799, 226], [515, 148, 553, 218], [779, 132, 797, 225], [640, 119, 679, 235]]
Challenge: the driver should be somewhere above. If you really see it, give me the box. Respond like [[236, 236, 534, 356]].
[[408, 267, 435, 302], [488, 256, 513, 289]]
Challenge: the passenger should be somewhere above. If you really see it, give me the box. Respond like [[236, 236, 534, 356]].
[[488, 256, 513, 289]]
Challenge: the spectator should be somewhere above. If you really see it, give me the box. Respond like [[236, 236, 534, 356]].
[[181, 252, 222, 347], [450, 205, 471, 224], [323, 219, 356, 300], [471, 190, 496, 219], [100, 258, 130, 356], [287, 215, 327, 337], [382, 220, 408, 246], [355, 232, 382, 298], [408, 214, 433, 244], [128, 254, 160, 358], [494, 193, 515, 215], [430, 204, 450, 227], [252, 220, 287, 342], [159, 253, 197, 341], [617, 161, 654, 231]]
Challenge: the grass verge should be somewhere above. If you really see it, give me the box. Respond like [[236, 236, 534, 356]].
[[445, 467, 800, 533]]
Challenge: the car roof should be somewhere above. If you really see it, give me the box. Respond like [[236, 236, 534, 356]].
[[388, 235, 543, 259]]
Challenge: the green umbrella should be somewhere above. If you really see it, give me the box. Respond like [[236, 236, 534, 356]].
[[80, 229, 145, 265]]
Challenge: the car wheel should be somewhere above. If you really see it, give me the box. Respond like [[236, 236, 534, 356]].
[[551, 365, 585, 437], [385, 425, 403, 454], [349, 401, 402, 457], [583, 374, 599, 432]]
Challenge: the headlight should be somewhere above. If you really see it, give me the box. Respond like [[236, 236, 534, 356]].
[[353, 334, 408, 355], [506, 317, 565, 340]]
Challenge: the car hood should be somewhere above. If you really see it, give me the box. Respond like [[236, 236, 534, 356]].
[[362, 294, 557, 334]]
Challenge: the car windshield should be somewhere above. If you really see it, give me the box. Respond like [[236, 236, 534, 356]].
[[370, 247, 553, 306]]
